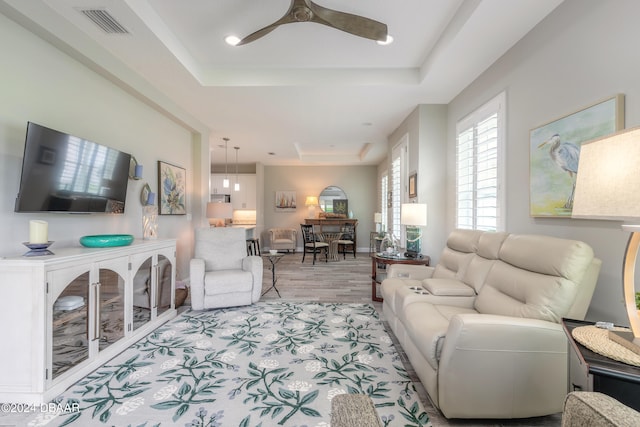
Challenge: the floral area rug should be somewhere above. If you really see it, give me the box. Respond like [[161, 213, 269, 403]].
[[26, 302, 430, 427]]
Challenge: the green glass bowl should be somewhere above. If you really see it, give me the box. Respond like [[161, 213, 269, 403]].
[[80, 234, 134, 248]]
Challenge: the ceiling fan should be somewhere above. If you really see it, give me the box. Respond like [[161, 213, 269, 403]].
[[235, 0, 388, 46]]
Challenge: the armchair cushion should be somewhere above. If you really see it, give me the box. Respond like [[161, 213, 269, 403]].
[[204, 270, 254, 295], [422, 278, 475, 296], [195, 229, 246, 271]]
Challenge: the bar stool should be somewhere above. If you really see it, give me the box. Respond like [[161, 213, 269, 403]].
[[246, 238, 260, 256]]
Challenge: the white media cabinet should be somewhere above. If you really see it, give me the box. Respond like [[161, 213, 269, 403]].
[[0, 239, 177, 404]]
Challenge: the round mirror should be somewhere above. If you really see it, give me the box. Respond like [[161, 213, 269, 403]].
[[318, 186, 347, 214]]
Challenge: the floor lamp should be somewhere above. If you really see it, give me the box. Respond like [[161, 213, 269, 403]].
[[572, 126, 640, 354], [401, 203, 427, 258]]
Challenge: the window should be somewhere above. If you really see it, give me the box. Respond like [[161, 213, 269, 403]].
[[390, 137, 407, 242], [380, 173, 388, 231], [456, 92, 505, 231]]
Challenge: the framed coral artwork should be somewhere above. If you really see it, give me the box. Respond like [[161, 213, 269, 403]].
[[158, 161, 186, 215], [529, 94, 624, 217]]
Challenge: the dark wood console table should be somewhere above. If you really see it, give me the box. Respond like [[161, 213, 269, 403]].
[[371, 253, 430, 302], [562, 318, 640, 411], [304, 218, 357, 233]]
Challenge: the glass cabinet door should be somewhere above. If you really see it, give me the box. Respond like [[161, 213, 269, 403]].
[[131, 256, 153, 331], [97, 268, 125, 352], [156, 254, 173, 316], [51, 272, 90, 379]]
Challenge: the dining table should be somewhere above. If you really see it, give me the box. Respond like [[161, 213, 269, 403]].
[[319, 232, 342, 261]]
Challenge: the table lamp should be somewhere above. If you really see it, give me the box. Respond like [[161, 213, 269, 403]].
[[374, 212, 382, 233], [401, 203, 427, 258], [207, 202, 233, 227], [572, 126, 640, 354], [305, 196, 318, 219]]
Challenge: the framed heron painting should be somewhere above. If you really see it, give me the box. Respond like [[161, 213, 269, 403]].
[[529, 94, 624, 217]]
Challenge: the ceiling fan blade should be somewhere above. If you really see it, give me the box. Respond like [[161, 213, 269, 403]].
[[236, 13, 296, 45], [307, 1, 387, 42]]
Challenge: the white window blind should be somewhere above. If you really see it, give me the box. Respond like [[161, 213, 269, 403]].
[[456, 92, 505, 231], [380, 173, 388, 231], [391, 155, 401, 238]]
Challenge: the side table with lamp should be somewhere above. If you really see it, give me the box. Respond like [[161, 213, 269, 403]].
[[566, 126, 640, 412], [401, 203, 427, 258], [572, 126, 640, 355]]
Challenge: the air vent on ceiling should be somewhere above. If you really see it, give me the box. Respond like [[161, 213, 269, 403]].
[[79, 9, 129, 34]]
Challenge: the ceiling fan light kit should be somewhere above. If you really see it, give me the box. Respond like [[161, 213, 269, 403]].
[[233, 0, 388, 46]]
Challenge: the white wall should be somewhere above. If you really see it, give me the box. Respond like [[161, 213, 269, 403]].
[[262, 165, 377, 251], [0, 13, 207, 280], [447, 0, 640, 324]]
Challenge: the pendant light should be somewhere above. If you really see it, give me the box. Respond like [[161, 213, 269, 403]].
[[234, 146, 240, 192], [222, 137, 229, 188]]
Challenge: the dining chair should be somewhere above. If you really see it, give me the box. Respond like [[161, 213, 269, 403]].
[[300, 224, 328, 265], [337, 224, 356, 259]]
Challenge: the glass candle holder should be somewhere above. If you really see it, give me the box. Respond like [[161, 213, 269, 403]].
[[143, 205, 158, 239]]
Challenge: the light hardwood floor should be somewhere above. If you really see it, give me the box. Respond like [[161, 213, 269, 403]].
[[259, 251, 562, 427]]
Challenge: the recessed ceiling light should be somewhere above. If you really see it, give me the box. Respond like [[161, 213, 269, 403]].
[[377, 34, 393, 46], [225, 35, 241, 46]]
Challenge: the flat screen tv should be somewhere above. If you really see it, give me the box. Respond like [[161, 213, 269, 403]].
[[15, 122, 132, 213]]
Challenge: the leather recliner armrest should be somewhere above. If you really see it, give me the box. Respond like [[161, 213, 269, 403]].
[[437, 313, 567, 418], [387, 264, 435, 280]]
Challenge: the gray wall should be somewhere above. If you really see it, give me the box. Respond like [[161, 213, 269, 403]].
[[388, 105, 448, 263], [0, 12, 209, 280], [262, 165, 377, 251], [446, 0, 640, 324]]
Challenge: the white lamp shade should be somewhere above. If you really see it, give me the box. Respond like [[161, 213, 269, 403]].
[[401, 203, 427, 226], [206, 202, 233, 219], [573, 127, 640, 220], [374, 212, 382, 223], [305, 196, 319, 206]]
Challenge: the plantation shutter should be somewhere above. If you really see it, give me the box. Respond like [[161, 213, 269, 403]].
[[456, 92, 504, 231]]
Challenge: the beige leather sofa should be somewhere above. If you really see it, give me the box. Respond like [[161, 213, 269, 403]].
[[381, 229, 601, 419]]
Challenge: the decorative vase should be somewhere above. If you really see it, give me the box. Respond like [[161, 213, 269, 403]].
[[143, 205, 158, 239], [380, 232, 399, 256]]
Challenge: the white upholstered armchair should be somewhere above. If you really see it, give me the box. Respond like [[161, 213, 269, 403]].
[[190, 227, 263, 310]]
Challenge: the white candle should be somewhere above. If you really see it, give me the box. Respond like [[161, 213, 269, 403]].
[[29, 220, 48, 244]]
